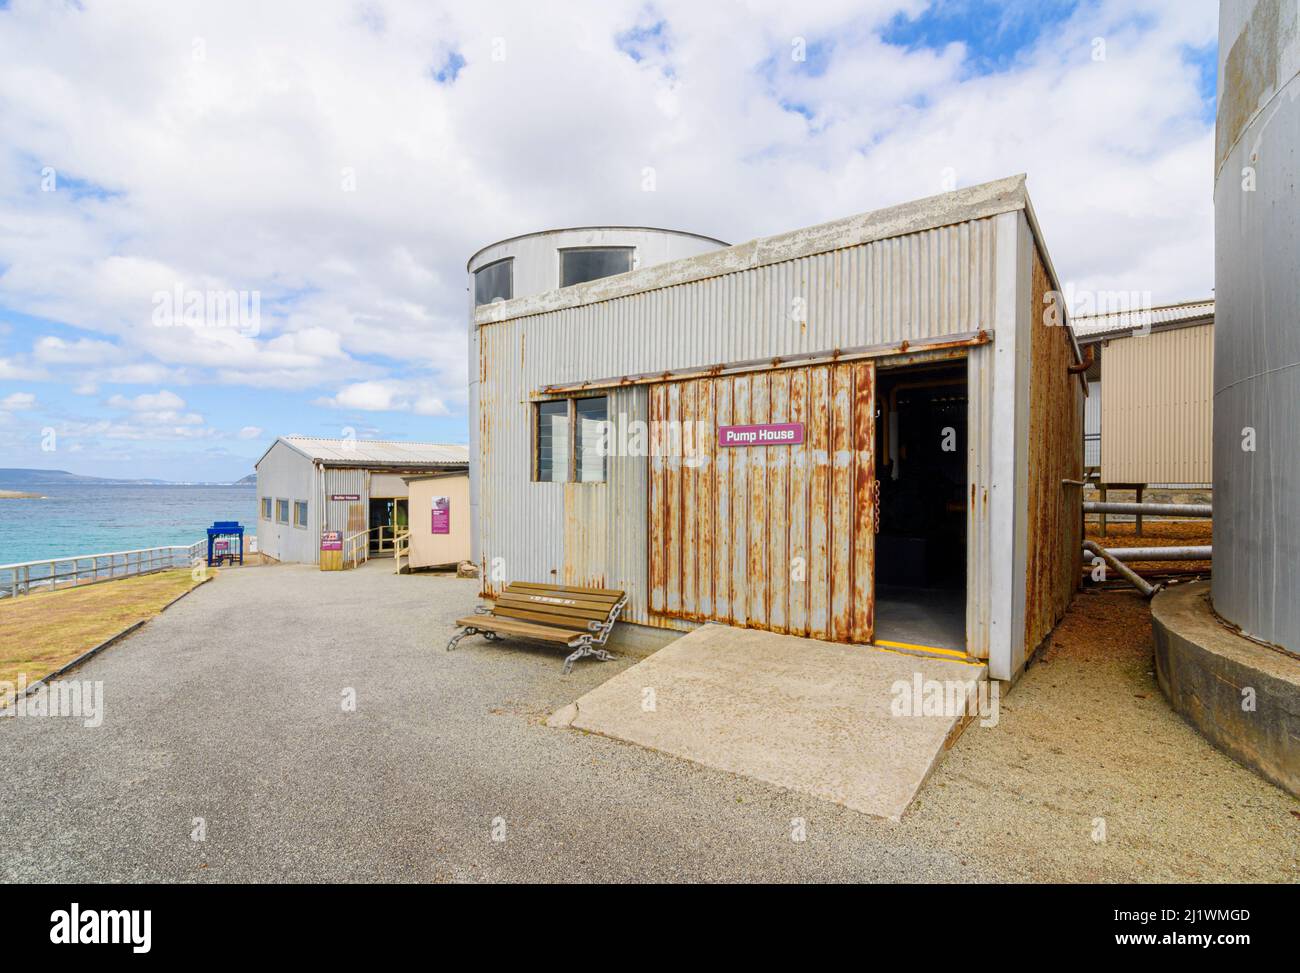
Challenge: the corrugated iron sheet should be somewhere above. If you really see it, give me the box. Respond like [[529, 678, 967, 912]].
[[281, 436, 468, 466], [1023, 245, 1084, 652], [1072, 299, 1214, 340], [645, 363, 876, 642], [1101, 324, 1214, 485]]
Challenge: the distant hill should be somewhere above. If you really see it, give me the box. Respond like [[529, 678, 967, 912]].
[[0, 468, 255, 487]]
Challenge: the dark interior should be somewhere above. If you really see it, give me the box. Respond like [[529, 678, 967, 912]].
[[872, 360, 968, 650]]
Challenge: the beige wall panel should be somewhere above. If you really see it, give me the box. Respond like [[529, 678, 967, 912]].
[[1101, 324, 1214, 484]]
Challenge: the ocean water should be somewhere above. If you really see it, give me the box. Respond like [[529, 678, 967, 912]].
[[0, 484, 258, 567]]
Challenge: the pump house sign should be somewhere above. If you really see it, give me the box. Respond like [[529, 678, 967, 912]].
[[717, 422, 805, 447]]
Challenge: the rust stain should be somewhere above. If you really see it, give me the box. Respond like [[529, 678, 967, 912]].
[[646, 360, 880, 648], [1024, 242, 1084, 652]]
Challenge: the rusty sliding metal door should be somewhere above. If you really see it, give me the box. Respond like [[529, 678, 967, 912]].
[[648, 362, 875, 643]]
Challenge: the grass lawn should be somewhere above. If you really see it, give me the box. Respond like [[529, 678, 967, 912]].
[[0, 569, 208, 699]]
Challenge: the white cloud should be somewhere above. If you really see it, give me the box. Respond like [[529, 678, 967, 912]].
[[106, 389, 187, 412], [0, 0, 1217, 443], [1, 391, 36, 411], [238, 425, 263, 439], [315, 379, 451, 416], [33, 335, 121, 364], [0, 356, 48, 381]]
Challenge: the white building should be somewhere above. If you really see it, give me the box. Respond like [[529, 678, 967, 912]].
[[255, 436, 468, 564]]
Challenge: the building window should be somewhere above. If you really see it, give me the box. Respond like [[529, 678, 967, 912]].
[[575, 396, 608, 482], [559, 247, 633, 288], [261, 497, 272, 520], [293, 500, 308, 528], [534, 396, 608, 483], [276, 498, 290, 524], [535, 400, 570, 482], [474, 258, 513, 306]]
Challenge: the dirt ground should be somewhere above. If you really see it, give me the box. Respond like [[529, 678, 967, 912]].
[[914, 586, 1299, 882]]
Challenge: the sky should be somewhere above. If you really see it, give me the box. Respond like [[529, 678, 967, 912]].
[[0, 0, 1219, 482]]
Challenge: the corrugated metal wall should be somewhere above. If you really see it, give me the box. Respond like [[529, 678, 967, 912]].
[[1212, 0, 1300, 652], [321, 468, 369, 565], [254, 442, 317, 563], [479, 217, 1000, 651], [1024, 245, 1084, 652], [646, 363, 876, 642], [1084, 380, 1101, 467], [1101, 324, 1213, 484]]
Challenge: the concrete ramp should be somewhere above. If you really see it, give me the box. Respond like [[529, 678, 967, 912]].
[[552, 624, 987, 820]]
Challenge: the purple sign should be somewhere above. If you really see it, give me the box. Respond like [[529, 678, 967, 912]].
[[431, 496, 450, 535], [320, 530, 342, 552], [718, 422, 805, 447]]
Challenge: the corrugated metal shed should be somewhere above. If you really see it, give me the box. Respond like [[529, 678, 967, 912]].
[[471, 174, 1084, 681]]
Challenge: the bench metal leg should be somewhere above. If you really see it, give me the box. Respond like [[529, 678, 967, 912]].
[[446, 627, 477, 652], [562, 643, 617, 675]]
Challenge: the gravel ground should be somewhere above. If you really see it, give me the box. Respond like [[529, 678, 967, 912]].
[[1, 562, 1294, 883]]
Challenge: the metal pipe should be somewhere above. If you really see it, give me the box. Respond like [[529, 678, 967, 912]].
[[1081, 541, 1160, 597], [1068, 344, 1095, 374], [1081, 545, 1211, 562], [1083, 501, 1212, 517]]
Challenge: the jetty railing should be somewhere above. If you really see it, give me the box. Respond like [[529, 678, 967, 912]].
[[0, 541, 206, 600]]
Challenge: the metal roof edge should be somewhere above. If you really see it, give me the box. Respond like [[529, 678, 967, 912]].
[[322, 461, 469, 470], [473, 174, 1029, 327], [1075, 313, 1216, 344], [254, 436, 309, 469]]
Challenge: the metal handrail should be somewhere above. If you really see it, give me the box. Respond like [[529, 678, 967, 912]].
[[0, 541, 205, 599]]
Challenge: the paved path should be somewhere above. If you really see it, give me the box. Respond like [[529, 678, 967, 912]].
[[1, 563, 1294, 882]]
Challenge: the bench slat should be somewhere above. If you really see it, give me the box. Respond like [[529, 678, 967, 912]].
[[490, 606, 596, 630], [454, 616, 580, 644], [495, 594, 610, 620]]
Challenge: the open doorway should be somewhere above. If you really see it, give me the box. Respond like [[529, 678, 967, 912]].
[[873, 360, 968, 653], [367, 497, 408, 555]]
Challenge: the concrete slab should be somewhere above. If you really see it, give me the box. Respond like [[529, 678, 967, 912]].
[[558, 624, 987, 820]]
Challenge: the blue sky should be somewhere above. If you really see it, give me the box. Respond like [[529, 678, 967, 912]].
[[0, 0, 1219, 481]]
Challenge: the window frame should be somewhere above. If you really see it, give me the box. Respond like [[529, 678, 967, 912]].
[[473, 257, 514, 306], [261, 497, 272, 520], [532, 395, 609, 484], [557, 246, 635, 289], [533, 399, 571, 483], [275, 498, 290, 524], [293, 500, 308, 529]]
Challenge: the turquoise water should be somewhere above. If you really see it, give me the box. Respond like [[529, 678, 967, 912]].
[[0, 484, 257, 567]]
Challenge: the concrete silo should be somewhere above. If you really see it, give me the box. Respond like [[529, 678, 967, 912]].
[[466, 226, 729, 562]]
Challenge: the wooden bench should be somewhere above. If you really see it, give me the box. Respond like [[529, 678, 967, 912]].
[[447, 581, 627, 674]]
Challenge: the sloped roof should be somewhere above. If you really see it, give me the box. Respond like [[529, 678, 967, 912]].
[[1073, 299, 1214, 341], [259, 436, 469, 468]]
